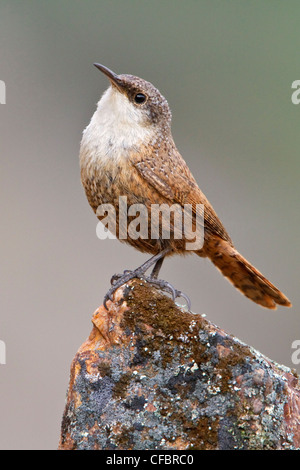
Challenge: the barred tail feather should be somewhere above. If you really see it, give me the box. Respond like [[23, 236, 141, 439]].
[[204, 236, 292, 309]]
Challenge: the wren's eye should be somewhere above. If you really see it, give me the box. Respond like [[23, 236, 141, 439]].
[[134, 93, 147, 104]]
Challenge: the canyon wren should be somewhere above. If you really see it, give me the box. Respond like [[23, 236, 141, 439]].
[[79, 63, 291, 311]]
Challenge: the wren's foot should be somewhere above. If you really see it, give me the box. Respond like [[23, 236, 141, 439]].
[[110, 270, 132, 285], [104, 267, 149, 309], [103, 248, 191, 310], [104, 268, 191, 310]]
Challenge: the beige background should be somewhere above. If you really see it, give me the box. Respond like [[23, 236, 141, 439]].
[[0, 1, 299, 449]]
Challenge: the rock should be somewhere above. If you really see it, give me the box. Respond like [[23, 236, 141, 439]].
[[58, 280, 300, 450]]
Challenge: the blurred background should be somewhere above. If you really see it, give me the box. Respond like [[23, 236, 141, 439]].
[[0, 0, 299, 449]]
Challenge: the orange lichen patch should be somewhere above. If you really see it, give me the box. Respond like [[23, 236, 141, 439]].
[[164, 437, 191, 450], [145, 403, 157, 412], [216, 344, 231, 359], [91, 298, 130, 347]]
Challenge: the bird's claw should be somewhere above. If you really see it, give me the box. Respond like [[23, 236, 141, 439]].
[[104, 270, 191, 311], [144, 277, 191, 310], [110, 270, 131, 285]]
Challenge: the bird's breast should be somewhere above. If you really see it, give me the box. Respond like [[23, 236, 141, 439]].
[[79, 107, 157, 211]]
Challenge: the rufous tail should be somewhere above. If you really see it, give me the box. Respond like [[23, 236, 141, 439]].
[[204, 236, 292, 309]]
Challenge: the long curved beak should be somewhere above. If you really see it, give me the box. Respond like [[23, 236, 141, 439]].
[[93, 63, 125, 92]]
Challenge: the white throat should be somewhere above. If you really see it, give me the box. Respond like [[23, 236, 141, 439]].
[[80, 87, 154, 168]]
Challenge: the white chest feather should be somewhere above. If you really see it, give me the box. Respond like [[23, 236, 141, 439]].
[[80, 87, 154, 174]]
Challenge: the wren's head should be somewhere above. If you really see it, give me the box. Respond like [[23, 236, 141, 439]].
[[94, 63, 172, 133], [80, 64, 173, 169]]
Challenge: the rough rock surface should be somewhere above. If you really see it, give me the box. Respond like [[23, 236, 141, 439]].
[[58, 280, 300, 450]]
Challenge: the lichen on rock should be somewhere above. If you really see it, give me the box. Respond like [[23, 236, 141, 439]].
[[58, 280, 300, 450]]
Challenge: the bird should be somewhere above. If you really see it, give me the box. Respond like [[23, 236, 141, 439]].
[[79, 63, 291, 311]]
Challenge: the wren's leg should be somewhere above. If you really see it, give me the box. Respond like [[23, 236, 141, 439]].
[[150, 256, 165, 280], [104, 248, 170, 308], [104, 248, 191, 310], [110, 253, 165, 284], [109, 248, 170, 286], [147, 255, 191, 309]]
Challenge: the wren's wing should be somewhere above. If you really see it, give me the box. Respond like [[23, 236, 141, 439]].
[[133, 147, 233, 245], [133, 147, 292, 309]]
